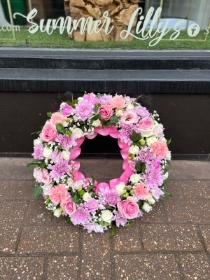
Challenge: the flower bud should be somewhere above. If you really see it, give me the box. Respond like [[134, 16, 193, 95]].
[[139, 139, 145, 145]]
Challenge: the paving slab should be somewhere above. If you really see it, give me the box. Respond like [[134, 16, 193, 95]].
[[0, 158, 210, 279]]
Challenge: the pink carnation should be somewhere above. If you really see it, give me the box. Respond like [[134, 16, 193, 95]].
[[61, 197, 76, 216], [40, 123, 57, 142], [150, 140, 168, 158], [99, 105, 113, 120], [110, 95, 125, 109], [34, 167, 52, 185], [75, 99, 94, 121], [49, 184, 69, 205], [120, 110, 139, 125], [50, 112, 66, 126], [134, 183, 149, 199], [117, 199, 139, 219]]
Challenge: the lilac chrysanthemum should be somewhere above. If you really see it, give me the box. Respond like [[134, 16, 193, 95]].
[[56, 134, 76, 150], [135, 106, 150, 118], [103, 190, 120, 207], [75, 99, 94, 121], [71, 206, 90, 225], [144, 164, 164, 188], [119, 125, 134, 145], [32, 144, 44, 160], [150, 187, 164, 200], [98, 94, 112, 105], [83, 223, 104, 233], [49, 160, 69, 179], [138, 147, 153, 163], [83, 93, 99, 105], [114, 211, 127, 227]]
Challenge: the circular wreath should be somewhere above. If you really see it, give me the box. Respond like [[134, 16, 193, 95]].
[[29, 93, 171, 234]]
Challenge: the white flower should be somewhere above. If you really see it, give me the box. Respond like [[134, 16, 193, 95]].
[[140, 127, 154, 138], [62, 150, 70, 160], [116, 109, 123, 117], [129, 145, 140, 155], [146, 136, 157, 146], [42, 184, 52, 196], [142, 202, 152, 212], [34, 138, 41, 146], [54, 207, 62, 218], [166, 151, 171, 161], [163, 171, 169, 180], [101, 210, 113, 224], [115, 182, 126, 195], [83, 192, 91, 202], [71, 128, 83, 139], [146, 194, 156, 205], [92, 119, 101, 127], [43, 147, 52, 158], [126, 103, 134, 110], [130, 174, 141, 184]]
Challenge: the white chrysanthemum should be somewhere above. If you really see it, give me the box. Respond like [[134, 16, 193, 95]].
[[142, 202, 152, 212], [34, 138, 41, 146], [130, 174, 142, 184], [71, 128, 83, 139], [43, 147, 52, 158], [83, 192, 91, 202], [146, 194, 156, 205], [101, 210, 113, 224], [146, 136, 157, 146], [62, 150, 70, 160], [116, 109, 123, 117], [115, 182, 126, 195], [129, 145, 140, 155], [126, 103, 134, 110], [140, 127, 154, 138], [92, 119, 101, 127]]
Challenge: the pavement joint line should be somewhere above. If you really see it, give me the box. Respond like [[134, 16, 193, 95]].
[[197, 224, 210, 266], [110, 231, 116, 280], [76, 227, 83, 280], [42, 255, 49, 280], [178, 180, 186, 199], [0, 252, 79, 258], [174, 253, 185, 280], [112, 250, 206, 255]]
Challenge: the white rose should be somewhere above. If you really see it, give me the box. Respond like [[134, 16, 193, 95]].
[[54, 207, 62, 218], [130, 174, 141, 184], [166, 151, 171, 161], [129, 145, 140, 155], [146, 194, 156, 205], [142, 202, 152, 212], [140, 127, 154, 138], [43, 147, 52, 158], [115, 182, 126, 195], [34, 138, 41, 146], [116, 109, 123, 117], [101, 210, 113, 224], [126, 103, 134, 110], [42, 184, 52, 196], [83, 192, 91, 202], [62, 150, 70, 160], [92, 119, 101, 127], [146, 136, 157, 147], [71, 128, 83, 139]]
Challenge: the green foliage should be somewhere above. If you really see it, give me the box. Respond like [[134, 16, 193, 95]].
[[109, 115, 119, 124], [47, 112, 52, 118], [135, 160, 145, 173], [56, 124, 66, 134], [65, 216, 71, 224], [109, 225, 115, 238], [167, 138, 172, 145], [130, 131, 141, 142], [33, 184, 43, 198], [66, 130, 72, 136], [72, 192, 80, 203], [162, 189, 173, 197], [161, 178, 170, 188], [91, 114, 100, 121], [27, 160, 46, 169], [138, 200, 144, 208]]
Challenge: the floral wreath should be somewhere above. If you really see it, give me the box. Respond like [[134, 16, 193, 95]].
[[28, 93, 172, 235]]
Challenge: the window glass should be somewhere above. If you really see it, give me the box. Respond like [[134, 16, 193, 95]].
[[0, 0, 209, 49]]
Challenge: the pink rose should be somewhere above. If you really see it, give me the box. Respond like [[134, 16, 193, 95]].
[[61, 197, 76, 216], [120, 110, 139, 125], [98, 105, 113, 120], [134, 183, 149, 199], [41, 123, 57, 142], [50, 112, 66, 126], [60, 103, 73, 116], [136, 117, 153, 130], [49, 184, 70, 205], [150, 140, 168, 158], [110, 95, 125, 109], [117, 199, 139, 219]]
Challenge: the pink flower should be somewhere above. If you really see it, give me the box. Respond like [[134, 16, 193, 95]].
[[34, 167, 52, 185], [150, 141, 168, 158], [32, 144, 44, 160], [49, 184, 69, 205], [120, 110, 139, 125], [98, 105, 113, 120], [61, 197, 76, 216], [60, 103, 73, 116], [75, 99, 94, 121], [136, 117, 153, 131], [40, 123, 57, 142], [83, 93, 99, 105], [50, 112, 66, 126], [134, 183, 149, 199], [86, 198, 99, 212], [117, 199, 139, 219], [110, 95, 125, 109]]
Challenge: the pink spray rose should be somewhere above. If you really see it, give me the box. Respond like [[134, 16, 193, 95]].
[[60, 103, 73, 116], [150, 140, 169, 158], [40, 122, 57, 142], [136, 117, 153, 130], [49, 184, 70, 205], [120, 110, 139, 125], [117, 199, 139, 219], [61, 197, 77, 216], [98, 105, 113, 120], [110, 95, 125, 109], [134, 183, 149, 199], [50, 112, 66, 126]]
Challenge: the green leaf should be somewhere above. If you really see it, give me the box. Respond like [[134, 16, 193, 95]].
[[33, 184, 43, 198], [91, 114, 100, 121], [167, 138, 172, 145], [27, 162, 40, 168], [65, 216, 71, 224], [135, 160, 145, 173], [109, 225, 115, 239], [135, 95, 142, 102], [72, 192, 80, 203], [161, 178, 170, 188], [39, 162, 46, 170], [110, 115, 119, 124], [138, 200, 144, 208], [56, 124, 66, 134], [47, 112, 52, 118], [162, 189, 173, 197], [31, 130, 41, 135], [66, 130, 72, 136], [130, 131, 141, 142]]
